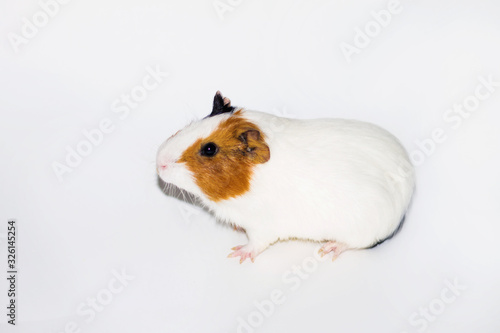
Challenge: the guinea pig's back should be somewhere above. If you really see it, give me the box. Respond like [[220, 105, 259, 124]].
[[243, 111, 415, 247]]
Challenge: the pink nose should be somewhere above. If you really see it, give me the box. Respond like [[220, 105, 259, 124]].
[[157, 163, 168, 174]]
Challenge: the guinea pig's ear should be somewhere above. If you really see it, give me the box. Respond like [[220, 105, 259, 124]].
[[238, 129, 270, 164], [208, 91, 235, 117]]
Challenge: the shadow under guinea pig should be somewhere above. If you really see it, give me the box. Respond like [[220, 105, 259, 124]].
[[156, 176, 247, 234], [156, 175, 211, 214]]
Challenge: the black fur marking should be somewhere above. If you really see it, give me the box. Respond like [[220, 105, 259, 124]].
[[208, 91, 235, 118], [366, 215, 406, 249]]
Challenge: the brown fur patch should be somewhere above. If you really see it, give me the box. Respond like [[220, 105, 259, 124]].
[[179, 110, 270, 202]]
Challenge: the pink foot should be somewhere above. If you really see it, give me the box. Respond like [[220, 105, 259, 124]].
[[318, 241, 348, 261], [228, 244, 258, 264]]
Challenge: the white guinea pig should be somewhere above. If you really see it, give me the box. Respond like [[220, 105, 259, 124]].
[[157, 91, 415, 263]]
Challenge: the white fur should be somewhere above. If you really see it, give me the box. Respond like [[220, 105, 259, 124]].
[[157, 110, 415, 253]]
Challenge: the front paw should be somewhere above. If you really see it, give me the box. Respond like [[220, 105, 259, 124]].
[[228, 244, 259, 264]]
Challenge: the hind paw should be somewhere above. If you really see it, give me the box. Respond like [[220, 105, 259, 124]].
[[318, 241, 348, 261]]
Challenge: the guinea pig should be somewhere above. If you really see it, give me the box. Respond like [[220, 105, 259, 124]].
[[156, 91, 415, 263]]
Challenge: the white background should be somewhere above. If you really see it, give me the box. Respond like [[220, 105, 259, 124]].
[[1, 0, 499, 332]]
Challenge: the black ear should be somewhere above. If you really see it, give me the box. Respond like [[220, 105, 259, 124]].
[[208, 91, 235, 117]]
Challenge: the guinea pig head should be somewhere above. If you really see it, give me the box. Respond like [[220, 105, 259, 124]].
[[157, 92, 270, 202]]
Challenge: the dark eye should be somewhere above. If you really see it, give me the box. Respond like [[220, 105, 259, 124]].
[[200, 142, 218, 157]]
